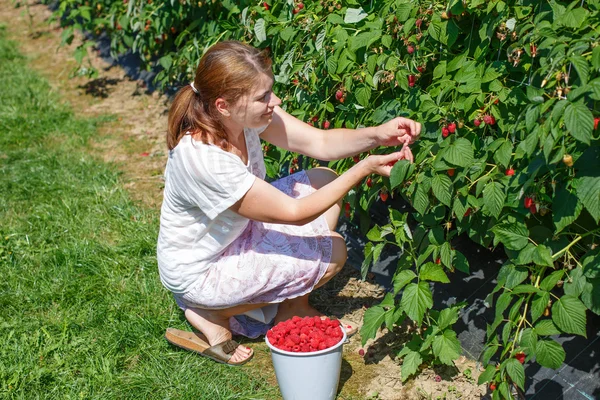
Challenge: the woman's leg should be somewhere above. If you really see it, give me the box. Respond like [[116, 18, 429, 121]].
[[305, 167, 342, 231], [184, 302, 269, 363], [274, 232, 348, 324]]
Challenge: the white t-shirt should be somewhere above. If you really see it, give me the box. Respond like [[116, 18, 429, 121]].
[[157, 125, 268, 293]]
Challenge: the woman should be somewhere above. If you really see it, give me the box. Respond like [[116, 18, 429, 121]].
[[159, 41, 421, 365]]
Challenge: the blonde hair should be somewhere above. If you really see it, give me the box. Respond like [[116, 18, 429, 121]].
[[166, 41, 273, 151]]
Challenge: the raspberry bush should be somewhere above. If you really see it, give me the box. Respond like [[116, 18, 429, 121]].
[[45, 0, 600, 396]]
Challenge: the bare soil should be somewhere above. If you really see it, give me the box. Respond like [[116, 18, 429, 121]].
[[0, 2, 490, 398]]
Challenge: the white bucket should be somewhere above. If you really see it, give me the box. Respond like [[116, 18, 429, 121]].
[[265, 328, 347, 400]]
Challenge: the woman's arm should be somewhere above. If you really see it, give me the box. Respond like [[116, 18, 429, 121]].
[[260, 106, 421, 161], [229, 152, 405, 225]]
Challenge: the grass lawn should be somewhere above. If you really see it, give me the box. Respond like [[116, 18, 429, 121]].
[[0, 25, 279, 399]]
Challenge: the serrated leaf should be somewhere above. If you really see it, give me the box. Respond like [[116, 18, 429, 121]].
[[454, 251, 469, 274], [390, 160, 414, 190], [432, 330, 462, 365], [564, 267, 586, 297], [535, 339, 565, 369], [535, 320, 561, 336], [432, 174, 453, 206], [360, 306, 386, 345], [581, 278, 600, 315], [483, 181, 505, 218], [393, 269, 417, 295], [540, 270, 564, 291], [491, 221, 529, 251], [582, 249, 600, 279], [437, 307, 459, 330], [553, 187, 583, 233], [564, 102, 594, 145], [401, 350, 423, 381], [344, 7, 368, 24], [533, 245, 554, 267], [254, 18, 267, 42], [570, 55, 589, 85], [315, 28, 326, 51], [494, 140, 514, 169], [443, 138, 474, 167], [511, 284, 540, 294], [419, 262, 450, 283], [520, 328, 537, 354], [478, 364, 497, 385], [531, 291, 550, 323], [401, 282, 433, 325], [355, 85, 371, 108], [576, 176, 600, 223], [505, 358, 525, 390], [505, 265, 529, 289], [552, 295, 587, 337], [412, 184, 429, 215]]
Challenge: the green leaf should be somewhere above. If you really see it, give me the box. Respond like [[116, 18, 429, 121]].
[[525, 106, 540, 133], [505, 265, 529, 289], [437, 307, 459, 330], [390, 160, 414, 190], [540, 270, 564, 292], [505, 358, 525, 390], [254, 18, 267, 42], [564, 102, 594, 145], [535, 339, 565, 369], [315, 29, 326, 51], [576, 176, 600, 223], [582, 249, 600, 279], [491, 221, 529, 251], [535, 320, 561, 336], [531, 291, 550, 323], [419, 262, 450, 283], [401, 282, 434, 325], [432, 174, 453, 206], [478, 364, 497, 385], [454, 251, 469, 274], [511, 284, 540, 294], [564, 267, 586, 297], [581, 278, 600, 315], [570, 54, 589, 85], [412, 184, 429, 215], [393, 269, 417, 295], [360, 306, 386, 345], [520, 328, 537, 354], [483, 181, 505, 219], [432, 330, 462, 365], [494, 140, 514, 169], [553, 187, 583, 233], [355, 85, 371, 108], [552, 295, 587, 337], [443, 138, 474, 167], [158, 55, 172, 69], [532, 245, 554, 267], [344, 7, 368, 24], [401, 350, 423, 381]]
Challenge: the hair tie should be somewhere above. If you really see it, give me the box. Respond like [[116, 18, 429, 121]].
[[190, 81, 199, 94]]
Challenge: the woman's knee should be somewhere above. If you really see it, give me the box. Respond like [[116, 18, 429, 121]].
[[306, 167, 338, 190], [327, 233, 347, 273]]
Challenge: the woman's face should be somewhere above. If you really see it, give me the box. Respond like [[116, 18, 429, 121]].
[[230, 73, 281, 129]]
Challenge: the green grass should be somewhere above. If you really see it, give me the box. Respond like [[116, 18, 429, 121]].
[[0, 26, 279, 399]]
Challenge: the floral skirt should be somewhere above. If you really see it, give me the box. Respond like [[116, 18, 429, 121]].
[[172, 170, 333, 337]]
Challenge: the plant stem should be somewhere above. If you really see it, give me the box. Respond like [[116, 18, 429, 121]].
[[553, 235, 582, 259]]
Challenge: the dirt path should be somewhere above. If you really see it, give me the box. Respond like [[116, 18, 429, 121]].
[[0, 2, 489, 398]]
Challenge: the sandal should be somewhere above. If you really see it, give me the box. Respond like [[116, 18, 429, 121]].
[[164, 328, 253, 366]]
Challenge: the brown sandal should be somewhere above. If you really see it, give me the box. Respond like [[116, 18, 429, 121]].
[[164, 328, 253, 366]]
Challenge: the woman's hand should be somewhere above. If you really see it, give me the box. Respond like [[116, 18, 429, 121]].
[[375, 117, 422, 147], [363, 146, 414, 177]]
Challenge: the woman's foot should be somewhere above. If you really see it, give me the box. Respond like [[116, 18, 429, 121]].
[[184, 308, 252, 364]]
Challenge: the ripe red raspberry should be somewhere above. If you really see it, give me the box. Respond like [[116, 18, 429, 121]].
[[407, 45, 415, 54], [483, 115, 496, 125], [323, 120, 330, 129], [505, 168, 515, 176], [335, 90, 344, 100], [524, 196, 533, 208], [292, 7, 299, 14], [366, 177, 373, 187], [447, 168, 455, 177], [595, 117, 599, 130], [434, 375, 442, 382], [352, 155, 360, 163], [442, 127, 449, 137], [417, 65, 425, 73], [490, 384, 496, 391], [380, 191, 388, 202], [358, 348, 365, 356], [292, 79, 299, 85], [474, 119, 481, 127], [297, 3, 304, 10], [435, 258, 441, 264], [447, 122, 456, 133], [464, 208, 472, 217], [529, 204, 537, 214], [515, 352, 526, 364], [263, 2, 269, 10], [312, 115, 318, 122]]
